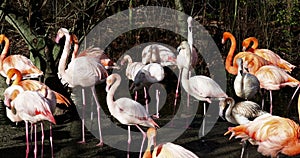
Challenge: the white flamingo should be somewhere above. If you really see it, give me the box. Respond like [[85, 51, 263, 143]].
[[56, 28, 108, 146], [106, 73, 159, 158], [177, 41, 227, 135], [141, 44, 177, 67]]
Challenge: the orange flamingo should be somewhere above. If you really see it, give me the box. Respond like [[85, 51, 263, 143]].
[[242, 37, 295, 72], [106, 73, 159, 158], [67, 34, 119, 69], [253, 65, 300, 114], [6, 68, 70, 107], [222, 32, 272, 75], [0, 34, 43, 79], [4, 85, 56, 158], [225, 114, 300, 158], [143, 127, 199, 158]]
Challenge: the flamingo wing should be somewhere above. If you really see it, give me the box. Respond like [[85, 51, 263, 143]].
[[113, 98, 155, 127], [152, 142, 199, 158]]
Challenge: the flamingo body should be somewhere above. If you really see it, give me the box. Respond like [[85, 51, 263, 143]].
[[0, 34, 43, 79], [242, 37, 295, 72], [142, 44, 177, 67], [225, 114, 300, 157]]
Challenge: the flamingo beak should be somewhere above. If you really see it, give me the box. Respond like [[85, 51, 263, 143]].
[[105, 84, 110, 92]]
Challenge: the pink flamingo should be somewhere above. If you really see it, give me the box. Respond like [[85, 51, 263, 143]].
[[56, 28, 108, 146], [225, 114, 300, 157], [0, 34, 43, 79], [143, 127, 199, 158], [70, 34, 119, 69], [106, 73, 159, 158], [141, 44, 177, 67], [4, 85, 56, 158], [242, 37, 295, 73], [177, 41, 227, 135], [253, 65, 299, 114]]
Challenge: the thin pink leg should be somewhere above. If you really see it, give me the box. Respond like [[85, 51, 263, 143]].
[[135, 91, 138, 101], [127, 126, 131, 158], [25, 121, 29, 158], [78, 88, 86, 144], [135, 125, 146, 158], [41, 123, 44, 158], [153, 89, 160, 119], [144, 87, 149, 113], [91, 86, 104, 147], [34, 124, 37, 158], [269, 90, 273, 114], [170, 69, 182, 127], [286, 84, 300, 112], [50, 124, 54, 158]]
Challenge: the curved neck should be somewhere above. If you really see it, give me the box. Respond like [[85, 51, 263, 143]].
[[106, 75, 121, 107], [0, 35, 10, 70], [6, 69, 22, 85], [58, 32, 71, 76], [249, 37, 258, 49], [70, 34, 79, 60], [224, 98, 236, 124], [224, 33, 238, 74]]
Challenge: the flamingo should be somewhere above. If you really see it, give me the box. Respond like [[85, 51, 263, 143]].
[[56, 28, 108, 146], [133, 63, 165, 118], [141, 44, 177, 67], [143, 127, 199, 158], [69, 34, 119, 70], [174, 16, 199, 121], [234, 58, 260, 100], [219, 97, 268, 158], [177, 41, 228, 134], [242, 37, 295, 72], [253, 65, 300, 114], [4, 85, 56, 158], [222, 32, 272, 75], [106, 73, 159, 158], [0, 34, 43, 79], [225, 114, 300, 158], [6, 68, 70, 107]]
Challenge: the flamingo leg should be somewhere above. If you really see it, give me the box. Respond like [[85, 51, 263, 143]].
[[78, 88, 86, 144], [144, 87, 149, 113], [153, 89, 160, 119], [34, 124, 37, 158], [240, 140, 248, 158], [41, 123, 44, 158], [135, 91, 138, 101], [91, 86, 104, 147], [50, 124, 54, 158], [171, 68, 182, 127], [286, 85, 300, 112], [135, 125, 146, 158], [202, 102, 206, 136], [127, 126, 131, 158], [90, 93, 94, 131], [25, 121, 29, 158], [269, 90, 273, 114]]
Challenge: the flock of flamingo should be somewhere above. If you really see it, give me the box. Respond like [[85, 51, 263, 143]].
[[0, 16, 300, 158]]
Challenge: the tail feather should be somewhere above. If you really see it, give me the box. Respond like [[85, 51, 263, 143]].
[[54, 91, 71, 107]]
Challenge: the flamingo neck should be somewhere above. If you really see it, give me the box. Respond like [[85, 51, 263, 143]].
[[249, 37, 259, 50], [70, 34, 79, 60], [7, 69, 22, 85], [0, 35, 10, 71], [58, 32, 71, 77], [224, 34, 238, 75], [224, 98, 237, 124], [106, 76, 121, 108], [181, 67, 190, 93]]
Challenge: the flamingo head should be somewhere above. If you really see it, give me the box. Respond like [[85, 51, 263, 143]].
[[222, 32, 233, 44], [146, 127, 157, 147], [3, 85, 24, 109], [187, 16, 193, 31], [105, 74, 116, 92], [0, 34, 5, 43], [56, 28, 70, 43], [218, 97, 234, 119]]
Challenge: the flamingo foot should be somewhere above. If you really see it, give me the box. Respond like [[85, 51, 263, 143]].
[[96, 141, 104, 147], [77, 140, 86, 144], [152, 114, 159, 119]]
